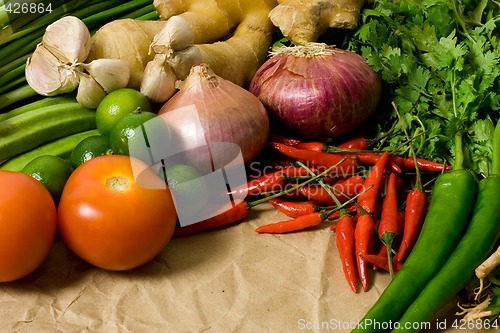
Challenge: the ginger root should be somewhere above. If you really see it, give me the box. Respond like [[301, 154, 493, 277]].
[[87, 0, 369, 103], [87, 0, 278, 103], [269, 0, 368, 45]]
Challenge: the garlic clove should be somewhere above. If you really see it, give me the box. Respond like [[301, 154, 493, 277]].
[[83, 59, 130, 93], [76, 73, 107, 109], [166, 45, 202, 80], [42, 16, 92, 64], [140, 54, 177, 103], [151, 16, 194, 54], [25, 44, 79, 96]]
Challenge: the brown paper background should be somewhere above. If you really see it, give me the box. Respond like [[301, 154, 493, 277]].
[[0, 203, 491, 332]]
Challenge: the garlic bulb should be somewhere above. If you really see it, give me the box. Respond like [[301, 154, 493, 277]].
[[140, 54, 177, 103], [25, 16, 131, 107], [83, 59, 130, 93], [76, 74, 107, 109], [25, 44, 80, 96], [42, 16, 92, 64]]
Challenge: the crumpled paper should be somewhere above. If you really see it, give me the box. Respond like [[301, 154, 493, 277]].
[[0, 204, 488, 333]]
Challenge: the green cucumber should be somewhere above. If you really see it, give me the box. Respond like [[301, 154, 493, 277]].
[[0, 104, 96, 162], [0, 129, 100, 172]]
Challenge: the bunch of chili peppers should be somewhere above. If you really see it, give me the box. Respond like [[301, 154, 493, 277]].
[[253, 135, 449, 293], [172, 134, 450, 294]]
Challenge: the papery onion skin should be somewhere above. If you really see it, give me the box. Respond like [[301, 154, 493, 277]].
[[249, 43, 382, 139], [158, 64, 270, 172]]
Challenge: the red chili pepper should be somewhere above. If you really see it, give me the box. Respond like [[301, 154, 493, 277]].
[[356, 151, 390, 214], [361, 253, 403, 274], [335, 214, 359, 292], [354, 152, 402, 173], [388, 155, 451, 172], [229, 167, 311, 197], [299, 175, 365, 206], [255, 211, 324, 234], [295, 137, 369, 152], [269, 198, 318, 218], [337, 137, 369, 150], [355, 212, 375, 292], [377, 173, 400, 277], [377, 211, 405, 256], [268, 133, 302, 146], [378, 173, 400, 239], [294, 141, 325, 152], [395, 148, 429, 263], [268, 142, 358, 177], [395, 189, 427, 262], [293, 141, 399, 173], [173, 200, 249, 237]]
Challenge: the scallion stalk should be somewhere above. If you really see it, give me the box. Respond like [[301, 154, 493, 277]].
[[120, 4, 157, 19], [0, 85, 37, 110], [0, 67, 25, 94], [82, 0, 154, 29], [136, 11, 160, 21], [0, 54, 27, 77]]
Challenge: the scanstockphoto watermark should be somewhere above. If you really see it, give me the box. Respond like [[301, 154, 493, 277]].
[[128, 104, 248, 228], [297, 318, 499, 331], [128, 103, 366, 227]]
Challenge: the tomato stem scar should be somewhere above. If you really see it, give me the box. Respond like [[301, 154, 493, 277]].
[[106, 176, 130, 192]]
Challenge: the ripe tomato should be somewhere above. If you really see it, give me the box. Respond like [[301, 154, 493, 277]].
[[0, 171, 57, 282], [57, 155, 177, 271]]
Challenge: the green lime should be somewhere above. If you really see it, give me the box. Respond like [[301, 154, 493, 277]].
[[109, 111, 157, 156], [22, 155, 74, 203], [164, 164, 209, 218], [70, 135, 113, 168], [95, 88, 152, 136]]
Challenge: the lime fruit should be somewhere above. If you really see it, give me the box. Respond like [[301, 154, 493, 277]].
[[164, 164, 209, 221], [95, 88, 152, 136], [109, 111, 158, 156], [69, 135, 113, 168], [22, 155, 74, 203]]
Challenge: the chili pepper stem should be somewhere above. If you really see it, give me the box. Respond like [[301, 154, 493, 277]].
[[247, 161, 346, 208], [380, 232, 397, 279], [295, 160, 367, 219], [454, 131, 465, 170]]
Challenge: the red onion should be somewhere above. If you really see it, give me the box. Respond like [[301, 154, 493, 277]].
[[249, 43, 382, 139], [158, 64, 269, 173]]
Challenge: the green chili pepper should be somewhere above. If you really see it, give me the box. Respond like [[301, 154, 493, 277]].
[[391, 120, 500, 333], [352, 132, 477, 333], [392, 176, 500, 332]]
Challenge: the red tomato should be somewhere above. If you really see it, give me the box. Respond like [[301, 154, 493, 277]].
[[0, 171, 57, 282], [57, 155, 177, 271]]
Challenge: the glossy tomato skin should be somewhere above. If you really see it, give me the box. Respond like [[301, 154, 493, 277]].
[[0, 171, 57, 282], [57, 155, 177, 271]]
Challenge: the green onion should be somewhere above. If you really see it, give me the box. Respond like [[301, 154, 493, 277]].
[[0, 85, 37, 111]]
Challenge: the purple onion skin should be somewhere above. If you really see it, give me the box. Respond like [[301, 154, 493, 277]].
[[249, 47, 382, 139]]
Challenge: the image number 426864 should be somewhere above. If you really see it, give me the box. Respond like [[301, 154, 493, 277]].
[[3, 1, 69, 31]]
